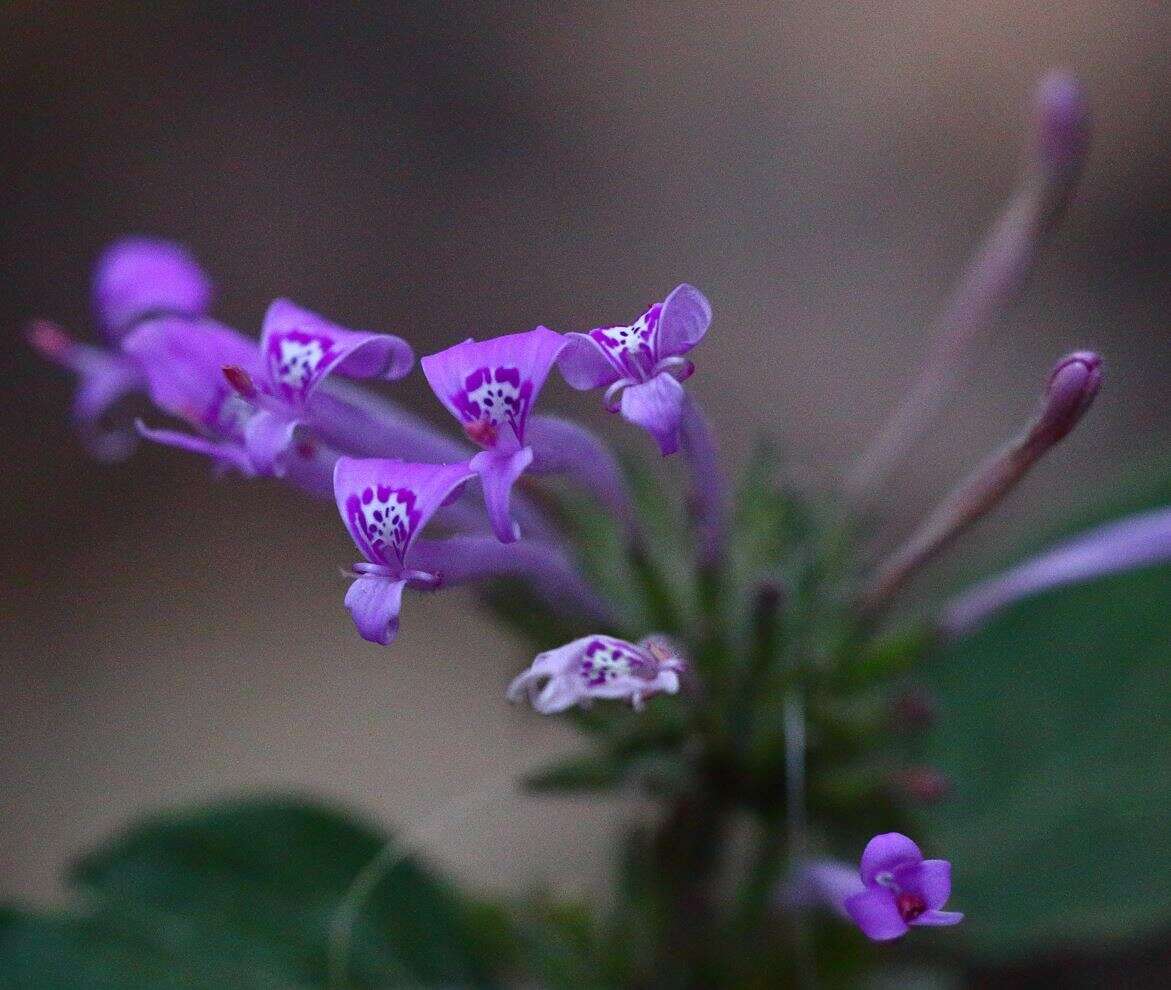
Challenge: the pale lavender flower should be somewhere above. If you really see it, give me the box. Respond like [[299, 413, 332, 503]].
[[507, 635, 685, 714], [420, 327, 567, 543], [942, 505, 1171, 635], [558, 284, 711, 456]]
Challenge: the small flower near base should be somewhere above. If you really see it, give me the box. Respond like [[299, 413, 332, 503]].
[[507, 635, 685, 714], [843, 833, 963, 941], [558, 284, 711, 455]]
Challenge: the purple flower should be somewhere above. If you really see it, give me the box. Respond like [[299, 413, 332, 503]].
[[28, 237, 214, 460], [558, 284, 711, 456], [420, 327, 567, 543], [507, 635, 685, 714], [841, 833, 963, 941], [334, 457, 476, 645], [225, 299, 414, 475], [122, 316, 270, 477]]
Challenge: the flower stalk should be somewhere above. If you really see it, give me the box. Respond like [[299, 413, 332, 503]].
[[862, 351, 1102, 612]]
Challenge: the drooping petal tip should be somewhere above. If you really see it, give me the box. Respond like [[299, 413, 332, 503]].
[[344, 572, 406, 646]]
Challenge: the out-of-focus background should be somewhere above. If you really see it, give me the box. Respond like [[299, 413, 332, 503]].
[[1, 0, 1167, 919]]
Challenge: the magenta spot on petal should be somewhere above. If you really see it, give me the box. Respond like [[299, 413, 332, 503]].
[[362, 487, 373, 504]]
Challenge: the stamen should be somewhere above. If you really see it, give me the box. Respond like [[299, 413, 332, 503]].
[[653, 355, 695, 382], [603, 377, 635, 413], [223, 364, 258, 400]]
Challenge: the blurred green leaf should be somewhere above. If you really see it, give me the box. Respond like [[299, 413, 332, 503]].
[[0, 797, 503, 988], [915, 559, 1171, 960]]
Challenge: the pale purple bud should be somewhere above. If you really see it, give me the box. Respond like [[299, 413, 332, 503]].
[[1032, 71, 1091, 182], [1030, 350, 1102, 446], [846, 73, 1092, 499], [863, 351, 1103, 610]]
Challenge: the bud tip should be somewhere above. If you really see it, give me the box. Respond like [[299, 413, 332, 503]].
[[222, 364, 257, 399], [1032, 70, 1091, 177]]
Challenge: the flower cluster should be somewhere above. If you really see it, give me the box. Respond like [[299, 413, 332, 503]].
[[31, 236, 713, 712], [33, 74, 1171, 967]]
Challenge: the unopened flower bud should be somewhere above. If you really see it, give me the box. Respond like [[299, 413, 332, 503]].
[[890, 687, 937, 731], [862, 350, 1104, 612], [1031, 350, 1102, 446], [26, 320, 75, 360], [1032, 71, 1091, 182], [889, 767, 950, 804]]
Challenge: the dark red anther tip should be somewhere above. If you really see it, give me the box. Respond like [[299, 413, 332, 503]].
[[896, 891, 928, 922], [26, 319, 74, 359], [223, 364, 258, 399]]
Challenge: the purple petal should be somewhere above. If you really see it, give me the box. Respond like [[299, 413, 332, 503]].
[[893, 858, 952, 911], [859, 832, 923, 887], [243, 409, 301, 477], [620, 372, 686, 456], [135, 420, 255, 476], [420, 327, 567, 447], [260, 298, 414, 406], [844, 889, 910, 942], [307, 380, 471, 463], [800, 861, 867, 919], [655, 283, 712, 358], [506, 637, 588, 707], [333, 457, 475, 566], [48, 341, 144, 426], [942, 506, 1171, 636], [93, 237, 213, 339], [344, 572, 406, 646], [121, 317, 259, 432], [469, 446, 534, 543], [912, 910, 964, 927], [557, 333, 623, 390]]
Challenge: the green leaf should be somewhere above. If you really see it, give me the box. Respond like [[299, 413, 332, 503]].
[[914, 559, 1171, 960], [0, 797, 504, 988]]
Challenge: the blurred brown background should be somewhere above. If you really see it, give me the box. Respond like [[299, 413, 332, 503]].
[[1, 3, 1168, 906]]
